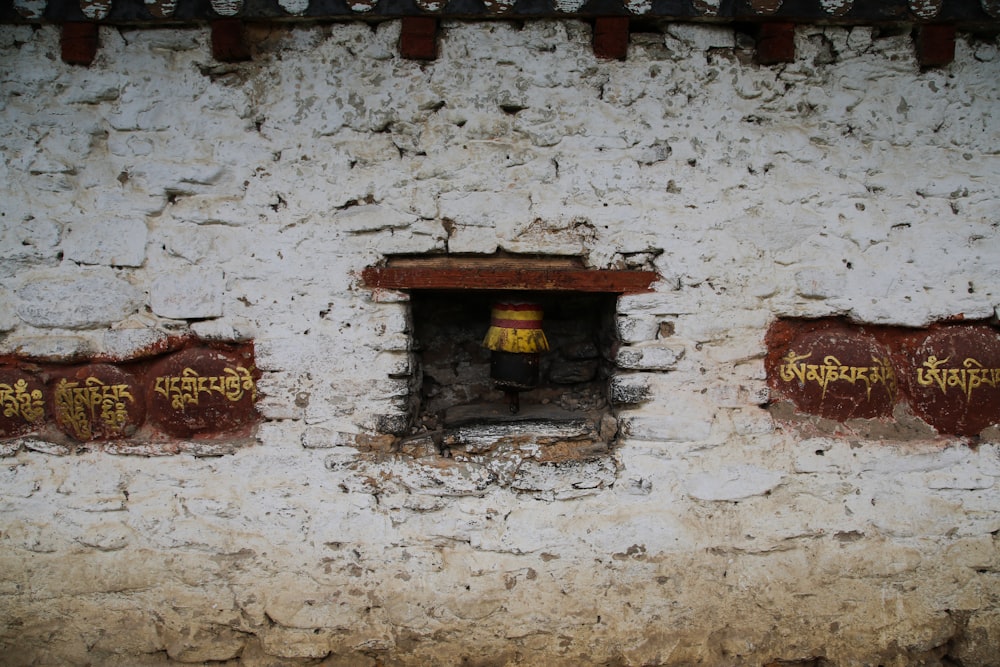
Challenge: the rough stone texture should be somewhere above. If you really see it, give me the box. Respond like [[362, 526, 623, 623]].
[[149, 268, 225, 320], [14, 268, 143, 329], [62, 216, 148, 267], [0, 19, 999, 667]]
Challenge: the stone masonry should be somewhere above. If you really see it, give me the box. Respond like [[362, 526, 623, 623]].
[[1, 18, 1000, 666]]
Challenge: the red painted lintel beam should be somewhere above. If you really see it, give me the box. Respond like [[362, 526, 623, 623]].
[[362, 266, 658, 294]]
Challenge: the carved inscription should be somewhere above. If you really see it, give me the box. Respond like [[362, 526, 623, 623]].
[[916, 356, 1000, 401], [779, 351, 897, 400], [153, 366, 256, 409], [147, 349, 259, 437], [1, 378, 45, 424], [54, 376, 135, 441], [0, 342, 259, 450], [769, 319, 1000, 436], [767, 325, 898, 421], [904, 325, 1000, 435]]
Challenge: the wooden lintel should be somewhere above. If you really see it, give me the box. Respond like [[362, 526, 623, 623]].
[[362, 266, 658, 294], [400, 16, 438, 60], [593, 17, 629, 60]]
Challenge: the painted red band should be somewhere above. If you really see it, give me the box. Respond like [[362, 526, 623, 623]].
[[490, 318, 543, 329]]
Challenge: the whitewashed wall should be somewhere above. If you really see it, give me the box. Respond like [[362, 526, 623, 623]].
[[1, 19, 999, 666]]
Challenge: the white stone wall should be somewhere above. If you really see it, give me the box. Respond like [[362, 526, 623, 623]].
[[1, 19, 1000, 666]]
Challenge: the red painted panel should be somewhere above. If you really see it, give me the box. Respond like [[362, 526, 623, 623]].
[[51, 364, 145, 441], [0, 369, 46, 438], [899, 324, 1000, 436], [147, 347, 259, 438], [767, 320, 897, 420]]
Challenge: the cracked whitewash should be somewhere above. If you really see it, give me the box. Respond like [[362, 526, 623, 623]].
[[1, 19, 1000, 667]]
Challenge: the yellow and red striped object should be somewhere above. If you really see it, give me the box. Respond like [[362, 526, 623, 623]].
[[482, 302, 550, 354]]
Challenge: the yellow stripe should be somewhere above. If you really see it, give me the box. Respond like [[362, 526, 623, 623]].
[[483, 327, 550, 354], [493, 309, 543, 320]]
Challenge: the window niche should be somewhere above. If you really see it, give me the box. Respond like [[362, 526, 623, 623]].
[[362, 255, 658, 470]]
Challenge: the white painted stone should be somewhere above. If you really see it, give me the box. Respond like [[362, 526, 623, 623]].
[[63, 217, 147, 267], [149, 268, 225, 320], [619, 402, 716, 443], [614, 341, 686, 371], [729, 408, 775, 435], [101, 327, 170, 359], [190, 317, 255, 341], [686, 464, 785, 501], [278, 0, 309, 14], [615, 315, 659, 343], [14, 268, 143, 329], [12, 0, 46, 19], [0, 287, 18, 332], [665, 23, 734, 51]]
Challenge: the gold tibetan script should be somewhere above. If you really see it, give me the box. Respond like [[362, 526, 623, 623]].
[[778, 351, 897, 400], [916, 356, 1000, 402], [0, 378, 45, 424], [55, 377, 134, 440], [153, 366, 256, 410]]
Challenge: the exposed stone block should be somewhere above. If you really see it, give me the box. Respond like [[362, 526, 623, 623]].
[[510, 458, 617, 499], [608, 373, 651, 405], [375, 412, 409, 436], [614, 342, 685, 371]]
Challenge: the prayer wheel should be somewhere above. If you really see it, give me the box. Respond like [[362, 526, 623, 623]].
[[483, 301, 549, 413]]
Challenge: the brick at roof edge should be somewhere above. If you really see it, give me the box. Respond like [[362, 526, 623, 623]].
[[6, 0, 1000, 24], [61, 22, 98, 65]]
